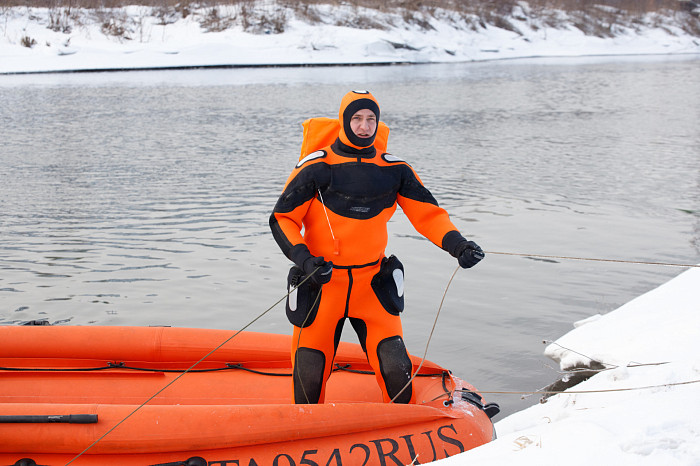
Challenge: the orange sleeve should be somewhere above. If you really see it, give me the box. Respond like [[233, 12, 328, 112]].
[[269, 155, 328, 267], [395, 162, 465, 254], [397, 195, 459, 248]]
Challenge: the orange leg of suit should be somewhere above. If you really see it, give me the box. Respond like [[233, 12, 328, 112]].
[[291, 263, 415, 404]]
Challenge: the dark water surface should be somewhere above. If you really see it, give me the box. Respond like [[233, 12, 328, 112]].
[[1, 55, 699, 416]]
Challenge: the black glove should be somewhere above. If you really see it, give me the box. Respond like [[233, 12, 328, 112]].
[[302, 255, 333, 286], [456, 241, 484, 269]]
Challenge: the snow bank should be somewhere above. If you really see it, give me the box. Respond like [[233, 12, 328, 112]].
[[436, 265, 700, 465], [1, 4, 699, 74]]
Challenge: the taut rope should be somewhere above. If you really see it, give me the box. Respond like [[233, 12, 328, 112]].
[[486, 251, 699, 268]]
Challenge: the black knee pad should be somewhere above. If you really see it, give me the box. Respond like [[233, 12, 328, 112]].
[[293, 347, 326, 404], [377, 336, 413, 403]]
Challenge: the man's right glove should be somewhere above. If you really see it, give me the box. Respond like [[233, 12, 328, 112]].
[[456, 241, 485, 269], [302, 255, 333, 286]]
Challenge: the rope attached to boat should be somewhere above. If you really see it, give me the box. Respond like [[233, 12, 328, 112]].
[[0, 362, 449, 379], [390, 265, 461, 403], [64, 270, 320, 465], [294, 283, 323, 404], [470, 378, 700, 397], [0, 361, 448, 378], [0, 362, 244, 373], [332, 363, 445, 378]]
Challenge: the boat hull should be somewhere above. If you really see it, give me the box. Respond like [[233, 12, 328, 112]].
[[0, 326, 495, 465]]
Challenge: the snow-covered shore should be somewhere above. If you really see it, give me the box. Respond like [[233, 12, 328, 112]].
[[1, 3, 699, 74], [440, 264, 700, 465]]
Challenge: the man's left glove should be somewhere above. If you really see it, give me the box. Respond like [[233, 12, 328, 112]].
[[456, 241, 485, 269], [302, 255, 333, 286]]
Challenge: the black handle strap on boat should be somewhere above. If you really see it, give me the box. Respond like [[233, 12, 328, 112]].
[[458, 390, 501, 419], [149, 456, 207, 466], [6, 458, 48, 466], [441, 371, 454, 406], [0, 414, 97, 424], [226, 363, 291, 376]]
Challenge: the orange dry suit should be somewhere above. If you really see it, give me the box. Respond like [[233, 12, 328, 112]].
[[270, 91, 472, 404]]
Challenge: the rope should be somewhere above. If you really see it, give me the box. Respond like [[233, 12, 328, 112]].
[[0, 362, 446, 377], [486, 251, 700, 268], [414, 376, 700, 404], [470, 378, 700, 396], [317, 189, 336, 243], [465, 342, 697, 398], [65, 270, 318, 465], [333, 363, 447, 378], [1, 363, 251, 374], [0, 365, 116, 372], [294, 282, 323, 404], [390, 264, 461, 403]]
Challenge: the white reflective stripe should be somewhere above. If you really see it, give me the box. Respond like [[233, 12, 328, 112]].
[[289, 286, 298, 311], [392, 269, 404, 297], [382, 153, 404, 163], [296, 150, 326, 168]]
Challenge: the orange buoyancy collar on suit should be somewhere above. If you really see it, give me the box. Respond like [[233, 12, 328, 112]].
[[270, 91, 471, 404]]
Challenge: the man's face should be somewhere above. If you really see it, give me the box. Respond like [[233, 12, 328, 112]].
[[350, 109, 377, 139]]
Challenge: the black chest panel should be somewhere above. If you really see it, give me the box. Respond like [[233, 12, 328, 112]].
[[273, 156, 438, 219], [322, 163, 402, 220]]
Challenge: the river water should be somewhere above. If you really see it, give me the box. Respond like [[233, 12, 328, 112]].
[[1, 55, 699, 417]]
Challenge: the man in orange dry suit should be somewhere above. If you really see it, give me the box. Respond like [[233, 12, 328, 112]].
[[269, 90, 484, 405]]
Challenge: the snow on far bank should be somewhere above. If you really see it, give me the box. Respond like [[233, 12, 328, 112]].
[[1, 3, 699, 74], [436, 264, 700, 465]]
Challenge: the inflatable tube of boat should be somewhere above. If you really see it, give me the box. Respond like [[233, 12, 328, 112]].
[[0, 325, 497, 465]]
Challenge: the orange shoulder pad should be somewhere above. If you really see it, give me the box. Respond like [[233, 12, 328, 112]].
[[300, 117, 390, 160]]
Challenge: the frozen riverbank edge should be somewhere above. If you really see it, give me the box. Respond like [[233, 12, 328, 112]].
[[1, 3, 699, 74], [437, 264, 700, 465]]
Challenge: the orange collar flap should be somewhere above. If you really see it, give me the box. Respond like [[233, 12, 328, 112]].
[[300, 117, 390, 161]]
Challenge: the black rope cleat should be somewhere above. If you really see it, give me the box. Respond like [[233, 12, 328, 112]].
[[460, 390, 500, 419], [484, 402, 500, 419]]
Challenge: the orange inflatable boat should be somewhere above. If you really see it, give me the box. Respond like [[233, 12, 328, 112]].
[[0, 325, 498, 465]]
